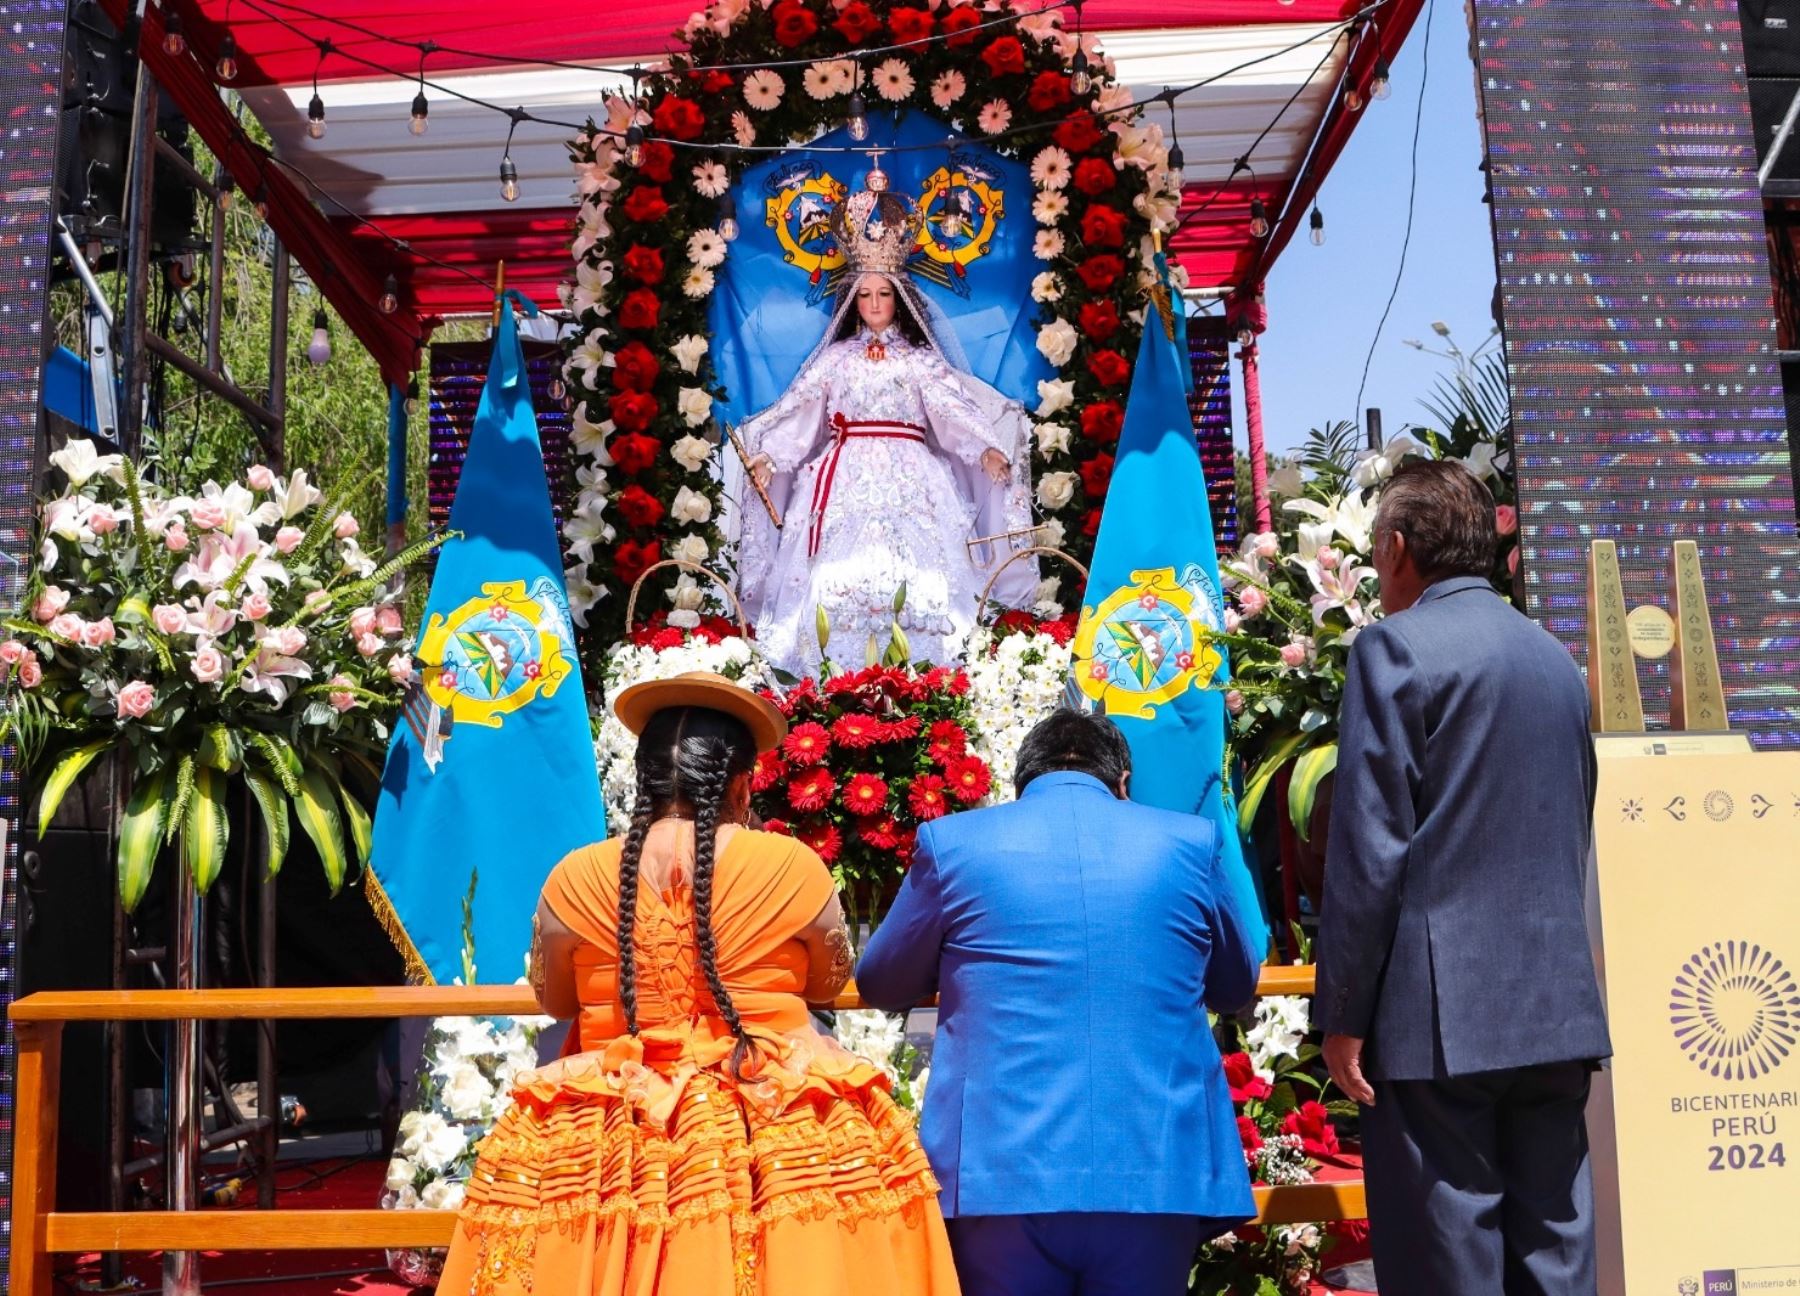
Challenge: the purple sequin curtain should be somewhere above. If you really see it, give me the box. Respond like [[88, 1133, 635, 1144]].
[[1187, 317, 1238, 561]]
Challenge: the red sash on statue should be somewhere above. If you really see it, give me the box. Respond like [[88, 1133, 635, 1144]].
[[807, 412, 928, 557]]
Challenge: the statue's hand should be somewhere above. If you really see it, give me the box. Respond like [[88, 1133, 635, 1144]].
[[980, 449, 1011, 485], [749, 454, 774, 490]]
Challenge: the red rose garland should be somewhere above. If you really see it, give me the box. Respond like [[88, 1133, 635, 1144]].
[[563, 0, 1179, 647]]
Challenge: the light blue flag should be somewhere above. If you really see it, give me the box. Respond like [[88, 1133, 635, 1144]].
[[709, 109, 1051, 425], [1071, 282, 1267, 931], [368, 297, 606, 984]]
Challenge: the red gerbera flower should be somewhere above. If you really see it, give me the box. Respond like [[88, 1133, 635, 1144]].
[[908, 774, 950, 821], [832, 712, 882, 749], [796, 819, 842, 863], [782, 721, 831, 767], [879, 714, 922, 742], [843, 772, 890, 816], [761, 816, 793, 836], [752, 749, 788, 793], [858, 815, 903, 850], [944, 755, 992, 804], [946, 669, 972, 696], [787, 767, 836, 813], [927, 719, 967, 765]]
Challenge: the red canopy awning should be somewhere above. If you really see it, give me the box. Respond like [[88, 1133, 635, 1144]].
[[135, 0, 1425, 370]]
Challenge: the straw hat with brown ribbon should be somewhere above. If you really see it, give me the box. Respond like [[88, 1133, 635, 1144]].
[[611, 671, 788, 754]]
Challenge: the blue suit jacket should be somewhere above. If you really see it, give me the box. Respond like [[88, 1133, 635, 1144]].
[[856, 771, 1265, 1221], [1316, 576, 1612, 1080]]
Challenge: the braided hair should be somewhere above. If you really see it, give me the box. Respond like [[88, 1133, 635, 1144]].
[[615, 705, 760, 1076]]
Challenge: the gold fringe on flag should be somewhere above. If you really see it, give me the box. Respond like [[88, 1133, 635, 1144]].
[[362, 864, 436, 985]]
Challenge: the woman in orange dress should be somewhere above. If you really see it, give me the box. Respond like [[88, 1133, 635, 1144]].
[[437, 671, 960, 1296]]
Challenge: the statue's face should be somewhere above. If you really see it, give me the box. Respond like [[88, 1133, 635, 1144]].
[[855, 275, 898, 332]]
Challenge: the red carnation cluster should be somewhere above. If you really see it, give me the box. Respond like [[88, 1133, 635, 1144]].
[[749, 664, 987, 906], [627, 610, 747, 650], [988, 609, 1078, 648]]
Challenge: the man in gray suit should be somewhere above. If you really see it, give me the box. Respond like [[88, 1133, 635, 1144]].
[[1318, 460, 1611, 1295]]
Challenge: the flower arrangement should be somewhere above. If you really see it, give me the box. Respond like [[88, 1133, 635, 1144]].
[[1221, 388, 1513, 846], [596, 631, 779, 825], [561, 0, 1183, 639], [751, 662, 987, 931], [954, 616, 1075, 799], [0, 440, 442, 907], [1192, 992, 1359, 1295], [833, 1007, 930, 1113]]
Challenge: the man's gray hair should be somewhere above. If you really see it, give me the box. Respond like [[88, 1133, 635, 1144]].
[[1373, 459, 1498, 580]]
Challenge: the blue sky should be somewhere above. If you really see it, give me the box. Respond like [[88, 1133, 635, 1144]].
[[1224, 0, 1499, 456]]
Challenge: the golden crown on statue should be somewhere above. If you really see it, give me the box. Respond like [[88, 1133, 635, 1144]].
[[831, 179, 925, 277]]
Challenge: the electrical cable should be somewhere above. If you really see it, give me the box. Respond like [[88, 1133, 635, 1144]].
[[1351, 0, 1431, 424]]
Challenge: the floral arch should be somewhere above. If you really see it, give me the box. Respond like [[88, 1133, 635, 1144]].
[[560, 0, 1185, 644]]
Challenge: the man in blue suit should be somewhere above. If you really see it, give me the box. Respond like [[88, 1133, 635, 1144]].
[[857, 709, 1266, 1296], [1318, 460, 1611, 1295]]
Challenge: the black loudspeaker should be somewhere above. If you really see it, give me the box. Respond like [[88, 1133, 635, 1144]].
[[1744, 0, 1800, 77], [55, 0, 196, 260]]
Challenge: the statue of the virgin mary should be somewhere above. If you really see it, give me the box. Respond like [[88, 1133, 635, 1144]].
[[737, 177, 1038, 679]]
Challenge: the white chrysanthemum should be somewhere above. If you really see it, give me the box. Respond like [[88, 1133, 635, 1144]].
[[1035, 318, 1078, 366], [957, 626, 1073, 799], [1033, 229, 1064, 261], [1030, 146, 1072, 190], [978, 99, 1012, 134], [931, 69, 966, 109], [671, 333, 709, 374], [1032, 190, 1068, 225], [682, 266, 716, 299], [732, 110, 756, 146], [677, 387, 714, 426], [692, 161, 730, 199], [687, 228, 727, 269], [670, 433, 714, 473], [1036, 471, 1077, 511], [1030, 271, 1063, 303], [872, 58, 915, 101], [743, 68, 785, 111], [1036, 378, 1075, 415]]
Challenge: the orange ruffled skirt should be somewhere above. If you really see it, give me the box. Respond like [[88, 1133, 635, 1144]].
[[436, 1027, 960, 1296]]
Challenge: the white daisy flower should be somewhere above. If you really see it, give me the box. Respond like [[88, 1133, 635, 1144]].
[[743, 68, 785, 111], [978, 99, 1012, 134], [1030, 146, 1072, 190], [873, 58, 915, 102], [931, 70, 966, 109], [1030, 271, 1063, 303], [692, 161, 730, 199], [1033, 229, 1064, 261], [1032, 191, 1068, 225], [732, 110, 756, 147], [687, 228, 727, 269], [682, 266, 716, 298]]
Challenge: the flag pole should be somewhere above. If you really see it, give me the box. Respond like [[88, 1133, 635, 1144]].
[[490, 260, 509, 332]]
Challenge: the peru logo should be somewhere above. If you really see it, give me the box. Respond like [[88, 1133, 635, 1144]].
[[1669, 941, 1800, 1082]]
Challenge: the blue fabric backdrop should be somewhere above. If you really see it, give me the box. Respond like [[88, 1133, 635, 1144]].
[[709, 110, 1050, 426]]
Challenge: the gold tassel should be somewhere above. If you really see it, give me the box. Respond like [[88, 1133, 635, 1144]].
[[363, 866, 436, 985]]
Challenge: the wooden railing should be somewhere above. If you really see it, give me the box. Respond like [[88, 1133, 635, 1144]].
[[6, 967, 1364, 1296]]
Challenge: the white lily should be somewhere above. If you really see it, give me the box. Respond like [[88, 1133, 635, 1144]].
[[272, 469, 323, 521], [1459, 441, 1502, 481], [1267, 463, 1305, 498], [1351, 433, 1432, 488], [173, 525, 289, 594], [1283, 490, 1377, 558], [49, 438, 125, 486], [572, 258, 614, 315]]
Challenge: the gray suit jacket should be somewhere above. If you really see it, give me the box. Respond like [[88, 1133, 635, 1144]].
[[1316, 576, 1611, 1080]]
